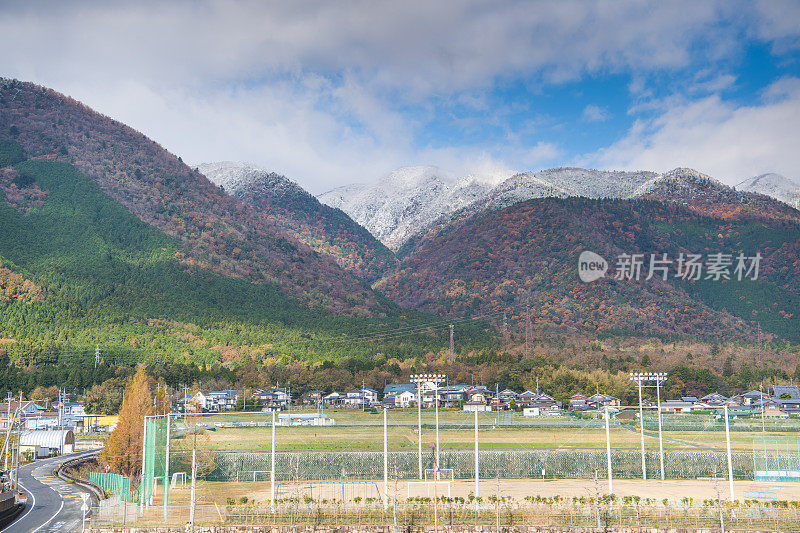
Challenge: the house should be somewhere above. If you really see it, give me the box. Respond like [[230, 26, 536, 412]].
[[302, 391, 325, 406], [753, 397, 788, 417], [383, 385, 417, 408], [344, 388, 379, 408], [467, 390, 490, 405], [252, 387, 291, 411], [207, 390, 238, 411], [323, 391, 344, 407], [518, 391, 538, 407], [585, 394, 621, 409], [742, 390, 767, 406], [699, 392, 728, 406], [772, 385, 800, 413], [383, 384, 417, 408], [0, 401, 45, 431], [660, 400, 695, 413], [681, 396, 699, 403], [497, 389, 519, 408], [177, 391, 208, 412], [531, 393, 560, 409], [439, 385, 471, 407], [568, 394, 587, 409]]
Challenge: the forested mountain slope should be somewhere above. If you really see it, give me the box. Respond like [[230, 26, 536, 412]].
[[0, 79, 379, 314], [200, 162, 395, 282]]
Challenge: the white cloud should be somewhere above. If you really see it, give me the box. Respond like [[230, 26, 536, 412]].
[[0, 1, 798, 189], [582, 77, 800, 184], [581, 104, 610, 122]]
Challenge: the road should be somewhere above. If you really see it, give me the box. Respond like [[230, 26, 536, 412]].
[[3, 451, 98, 533]]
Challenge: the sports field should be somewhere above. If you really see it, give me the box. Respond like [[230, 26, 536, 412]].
[[182, 408, 800, 452]]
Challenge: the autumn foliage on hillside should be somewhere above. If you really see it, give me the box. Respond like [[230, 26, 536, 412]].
[[226, 171, 396, 282], [99, 366, 153, 476], [378, 197, 800, 341], [0, 79, 380, 314]]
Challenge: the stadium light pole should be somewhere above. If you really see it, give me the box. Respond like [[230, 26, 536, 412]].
[[410, 374, 424, 479], [411, 374, 446, 476], [629, 372, 668, 481], [724, 405, 735, 501], [654, 373, 667, 481], [630, 373, 647, 480]]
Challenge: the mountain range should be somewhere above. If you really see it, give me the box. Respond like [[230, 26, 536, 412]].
[[1, 77, 799, 358], [198, 161, 395, 282]]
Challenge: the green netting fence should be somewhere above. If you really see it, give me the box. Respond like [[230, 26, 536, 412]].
[[167, 449, 755, 482], [141, 416, 169, 507], [90, 472, 134, 502], [753, 437, 800, 481]]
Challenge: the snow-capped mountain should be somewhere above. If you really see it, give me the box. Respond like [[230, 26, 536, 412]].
[[199, 161, 304, 197], [479, 168, 657, 211], [318, 166, 512, 250], [320, 167, 657, 249], [739, 173, 800, 209], [199, 162, 395, 281]]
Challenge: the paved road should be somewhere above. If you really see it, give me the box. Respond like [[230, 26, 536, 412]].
[[4, 451, 98, 533]]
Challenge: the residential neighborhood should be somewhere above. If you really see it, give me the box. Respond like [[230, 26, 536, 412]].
[[4, 383, 800, 459]]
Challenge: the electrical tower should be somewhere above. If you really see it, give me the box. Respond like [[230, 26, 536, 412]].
[[525, 299, 532, 357], [94, 344, 100, 369], [501, 311, 509, 349], [449, 324, 454, 362]]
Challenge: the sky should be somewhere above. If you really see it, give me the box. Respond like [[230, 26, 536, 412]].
[[1, 0, 800, 193]]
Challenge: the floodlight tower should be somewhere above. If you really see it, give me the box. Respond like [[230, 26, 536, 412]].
[[411, 373, 447, 474], [629, 372, 668, 481]]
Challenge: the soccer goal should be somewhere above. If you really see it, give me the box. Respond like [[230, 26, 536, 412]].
[[170, 472, 187, 487], [236, 470, 273, 482], [424, 468, 455, 481], [275, 481, 381, 503], [408, 480, 452, 499]]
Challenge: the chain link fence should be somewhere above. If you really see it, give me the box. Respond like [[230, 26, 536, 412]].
[[165, 449, 756, 482]]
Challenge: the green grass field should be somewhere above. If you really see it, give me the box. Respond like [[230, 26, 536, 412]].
[[177, 408, 800, 452]]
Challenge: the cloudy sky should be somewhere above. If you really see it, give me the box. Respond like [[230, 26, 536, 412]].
[[2, 0, 799, 192]]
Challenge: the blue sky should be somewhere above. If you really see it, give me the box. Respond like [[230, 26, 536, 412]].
[[1, 1, 800, 191]]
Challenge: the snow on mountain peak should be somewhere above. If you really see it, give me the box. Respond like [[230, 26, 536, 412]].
[[740, 173, 800, 208]]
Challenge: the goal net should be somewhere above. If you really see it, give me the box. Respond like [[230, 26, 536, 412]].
[[424, 468, 454, 481], [236, 470, 272, 482], [408, 481, 452, 499]]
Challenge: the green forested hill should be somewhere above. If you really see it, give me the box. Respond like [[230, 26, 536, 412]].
[[0, 159, 490, 368]]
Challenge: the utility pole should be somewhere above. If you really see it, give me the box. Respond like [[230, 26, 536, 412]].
[[449, 325, 454, 363], [383, 408, 389, 511], [139, 417, 148, 516], [474, 407, 479, 500], [163, 414, 171, 520], [270, 410, 276, 513], [417, 381, 422, 479], [189, 447, 197, 533], [604, 405, 613, 494]]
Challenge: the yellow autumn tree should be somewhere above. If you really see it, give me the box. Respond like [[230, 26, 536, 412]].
[[99, 365, 153, 476]]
